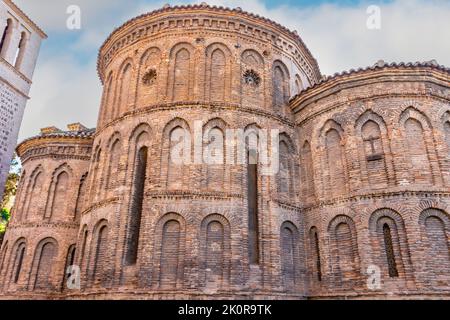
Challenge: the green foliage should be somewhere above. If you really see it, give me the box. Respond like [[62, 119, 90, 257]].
[[0, 208, 10, 234], [1, 173, 19, 209]]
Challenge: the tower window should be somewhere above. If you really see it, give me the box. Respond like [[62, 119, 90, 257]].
[[383, 223, 399, 278], [0, 19, 12, 57], [124, 146, 147, 265]]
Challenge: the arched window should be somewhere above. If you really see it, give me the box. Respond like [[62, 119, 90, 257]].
[[301, 141, 315, 200], [444, 121, 450, 157], [325, 129, 346, 197], [13, 31, 26, 68], [362, 120, 388, 187], [124, 147, 147, 266], [160, 220, 181, 289], [25, 171, 44, 220], [90, 148, 102, 201], [173, 49, 190, 101], [370, 209, 411, 281], [278, 141, 291, 196], [246, 129, 259, 265], [205, 221, 225, 287], [0, 19, 12, 57], [310, 228, 322, 282], [138, 47, 161, 106], [241, 50, 264, 107], [50, 171, 69, 221], [168, 126, 190, 189], [382, 223, 399, 278], [404, 118, 433, 185], [280, 223, 298, 290], [33, 241, 57, 290], [0, 242, 9, 280], [117, 63, 132, 117], [62, 245, 76, 291], [100, 73, 114, 126], [334, 221, 358, 283], [93, 224, 108, 284], [422, 211, 450, 284], [210, 49, 226, 101], [78, 227, 88, 270], [106, 140, 121, 191], [204, 127, 225, 191], [273, 66, 287, 108], [12, 243, 25, 284], [74, 173, 88, 219]]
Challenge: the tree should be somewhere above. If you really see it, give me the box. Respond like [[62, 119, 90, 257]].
[[1, 172, 19, 209], [0, 154, 21, 240]]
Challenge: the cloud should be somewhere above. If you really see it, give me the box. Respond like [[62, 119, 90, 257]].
[[15, 0, 450, 141]]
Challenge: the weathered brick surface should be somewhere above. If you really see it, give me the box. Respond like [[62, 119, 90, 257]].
[[0, 4, 450, 300]]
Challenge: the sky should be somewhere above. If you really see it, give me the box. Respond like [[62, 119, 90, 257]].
[[12, 0, 450, 141]]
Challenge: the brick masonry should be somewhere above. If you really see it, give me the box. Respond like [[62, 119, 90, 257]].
[[0, 4, 450, 300]]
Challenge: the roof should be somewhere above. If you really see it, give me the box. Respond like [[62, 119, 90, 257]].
[[96, 3, 321, 83], [17, 127, 96, 152], [290, 60, 450, 103], [4, 0, 47, 39]]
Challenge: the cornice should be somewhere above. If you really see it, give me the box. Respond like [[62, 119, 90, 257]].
[[301, 190, 450, 213], [16, 132, 95, 158], [290, 61, 450, 114], [0, 57, 32, 85], [4, 0, 47, 39], [145, 190, 244, 201], [7, 221, 79, 230], [95, 102, 296, 137], [96, 3, 321, 84]]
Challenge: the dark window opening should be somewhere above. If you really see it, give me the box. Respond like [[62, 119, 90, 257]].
[[383, 223, 399, 278], [124, 147, 148, 266], [14, 245, 25, 283], [313, 231, 322, 281], [247, 147, 259, 265]]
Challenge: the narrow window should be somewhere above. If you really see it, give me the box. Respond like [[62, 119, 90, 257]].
[[74, 173, 88, 219], [205, 221, 225, 287], [383, 223, 399, 278], [62, 245, 76, 291], [93, 225, 108, 283], [13, 245, 25, 283], [0, 19, 12, 56], [13, 31, 26, 68], [313, 231, 322, 281], [160, 220, 181, 288], [79, 229, 88, 269], [247, 145, 259, 265], [173, 49, 190, 101], [125, 147, 147, 265], [34, 242, 57, 290]]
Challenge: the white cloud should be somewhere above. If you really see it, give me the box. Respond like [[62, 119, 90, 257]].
[[15, 0, 450, 141]]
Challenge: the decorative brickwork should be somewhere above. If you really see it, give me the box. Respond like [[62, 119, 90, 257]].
[[1, 4, 450, 300]]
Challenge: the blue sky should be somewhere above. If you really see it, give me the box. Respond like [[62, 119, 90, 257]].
[[12, 0, 450, 140]]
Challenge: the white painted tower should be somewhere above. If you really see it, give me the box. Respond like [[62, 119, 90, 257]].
[[0, 0, 46, 199]]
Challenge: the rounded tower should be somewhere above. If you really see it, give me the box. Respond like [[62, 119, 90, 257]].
[[76, 3, 320, 299], [0, 124, 93, 298], [291, 61, 450, 298], [2, 4, 449, 300]]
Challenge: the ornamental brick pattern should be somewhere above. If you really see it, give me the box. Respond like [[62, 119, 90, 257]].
[[1, 4, 450, 300]]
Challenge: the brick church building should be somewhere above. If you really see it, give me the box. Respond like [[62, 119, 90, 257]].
[[1, 4, 450, 299]]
